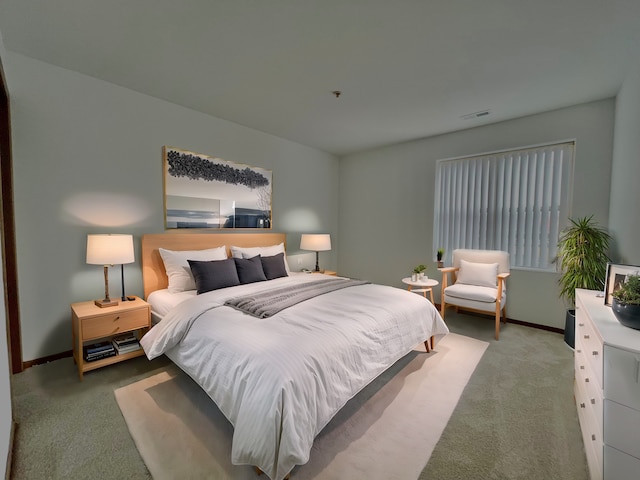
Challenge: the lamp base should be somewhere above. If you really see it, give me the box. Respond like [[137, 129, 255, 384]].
[[95, 298, 119, 308]]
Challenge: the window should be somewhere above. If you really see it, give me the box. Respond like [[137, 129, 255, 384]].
[[433, 141, 574, 270]]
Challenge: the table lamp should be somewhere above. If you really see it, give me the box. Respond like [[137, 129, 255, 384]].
[[300, 234, 331, 272], [86, 234, 134, 307]]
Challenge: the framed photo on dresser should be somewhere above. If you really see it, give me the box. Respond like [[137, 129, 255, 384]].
[[604, 263, 640, 306]]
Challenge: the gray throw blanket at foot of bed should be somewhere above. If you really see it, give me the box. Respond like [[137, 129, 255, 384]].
[[224, 277, 369, 318]]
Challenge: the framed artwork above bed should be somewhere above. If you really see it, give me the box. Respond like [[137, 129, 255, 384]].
[[163, 146, 272, 229]]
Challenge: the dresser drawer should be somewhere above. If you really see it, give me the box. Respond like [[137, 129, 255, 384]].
[[82, 308, 149, 340], [604, 444, 640, 480], [604, 399, 640, 460], [575, 304, 603, 388], [604, 345, 640, 411], [575, 377, 603, 480], [576, 360, 604, 434]]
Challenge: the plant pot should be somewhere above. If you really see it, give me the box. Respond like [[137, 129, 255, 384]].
[[612, 298, 640, 330], [437, 261, 444, 268], [564, 309, 576, 348]]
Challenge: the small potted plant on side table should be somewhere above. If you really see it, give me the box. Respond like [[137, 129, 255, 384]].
[[412, 264, 426, 282], [436, 248, 445, 268], [611, 274, 640, 330]]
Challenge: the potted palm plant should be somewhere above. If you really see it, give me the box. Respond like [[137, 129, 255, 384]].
[[555, 215, 612, 347]]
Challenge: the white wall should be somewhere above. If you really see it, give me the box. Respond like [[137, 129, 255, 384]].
[[4, 52, 339, 361], [609, 60, 640, 265], [338, 99, 615, 329], [0, 24, 14, 480]]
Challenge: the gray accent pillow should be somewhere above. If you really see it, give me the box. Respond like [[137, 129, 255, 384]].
[[234, 255, 267, 284], [188, 258, 240, 294], [261, 252, 288, 280]]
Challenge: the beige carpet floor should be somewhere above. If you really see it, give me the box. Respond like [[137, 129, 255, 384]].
[[114, 332, 488, 480]]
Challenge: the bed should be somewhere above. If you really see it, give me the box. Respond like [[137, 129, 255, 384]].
[[139, 232, 449, 480]]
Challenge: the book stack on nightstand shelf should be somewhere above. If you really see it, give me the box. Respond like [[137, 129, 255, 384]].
[[84, 341, 116, 362], [111, 332, 142, 355], [71, 296, 150, 380]]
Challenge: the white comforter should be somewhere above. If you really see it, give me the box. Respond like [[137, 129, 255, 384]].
[[141, 274, 449, 479]]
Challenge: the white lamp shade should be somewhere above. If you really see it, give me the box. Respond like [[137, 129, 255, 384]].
[[300, 234, 331, 252], [86, 234, 135, 265]]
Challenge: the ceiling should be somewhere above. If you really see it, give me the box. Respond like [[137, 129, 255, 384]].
[[1, 0, 639, 156]]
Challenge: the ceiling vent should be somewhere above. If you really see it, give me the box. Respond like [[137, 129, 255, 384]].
[[461, 110, 491, 120]]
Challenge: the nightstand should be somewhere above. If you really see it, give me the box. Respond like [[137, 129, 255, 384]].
[[312, 270, 338, 276], [71, 296, 150, 380]]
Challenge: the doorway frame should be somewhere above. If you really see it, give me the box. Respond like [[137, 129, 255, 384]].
[[0, 53, 22, 374]]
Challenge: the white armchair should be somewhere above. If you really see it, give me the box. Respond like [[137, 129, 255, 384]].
[[439, 249, 510, 340]]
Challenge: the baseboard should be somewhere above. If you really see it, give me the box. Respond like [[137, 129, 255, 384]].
[[5, 420, 16, 480], [507, 317, 564, 335], [436, 304, 564, 335], [22, 349, 72, 370]]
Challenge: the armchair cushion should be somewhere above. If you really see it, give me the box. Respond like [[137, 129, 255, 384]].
[[456, 259, 499, 288], [445, 283, 500, 303]]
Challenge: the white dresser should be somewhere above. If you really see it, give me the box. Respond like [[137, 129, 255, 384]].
[[574, 289, 640, 480]]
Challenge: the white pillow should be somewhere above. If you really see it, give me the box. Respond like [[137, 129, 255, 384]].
[[230, 243, 290, 273], [456, 259, 498, 288], [159, 246, 227, 293]]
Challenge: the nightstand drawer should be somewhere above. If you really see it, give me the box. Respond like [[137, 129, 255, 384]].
[[82, 308, 148, 340]]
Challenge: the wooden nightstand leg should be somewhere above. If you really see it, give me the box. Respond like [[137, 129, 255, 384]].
[[72, 312, 84, 380], [77, 347, 84, 381]]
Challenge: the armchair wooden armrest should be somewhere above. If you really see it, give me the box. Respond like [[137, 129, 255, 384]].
[[438, 267, 458, 273], [496, 272, 510, 299], [439, 266, 459, 295]]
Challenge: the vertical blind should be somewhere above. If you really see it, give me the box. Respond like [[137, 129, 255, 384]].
[[433, 141, 574, 270]]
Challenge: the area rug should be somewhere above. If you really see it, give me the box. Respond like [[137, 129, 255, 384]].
[[115, 333, 488, 480]]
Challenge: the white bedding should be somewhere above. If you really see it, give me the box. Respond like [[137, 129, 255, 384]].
[[147, 288, 195, 318], [141, 274, 449, 480]]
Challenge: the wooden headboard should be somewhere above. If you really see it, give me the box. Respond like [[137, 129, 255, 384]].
[[141, 232, 287, 299]]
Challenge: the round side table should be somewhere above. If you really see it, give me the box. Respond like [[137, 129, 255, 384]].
[[401, 277, 439, 304]]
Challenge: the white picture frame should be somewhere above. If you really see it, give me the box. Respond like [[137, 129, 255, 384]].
[[604, 263, 640, 306]]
